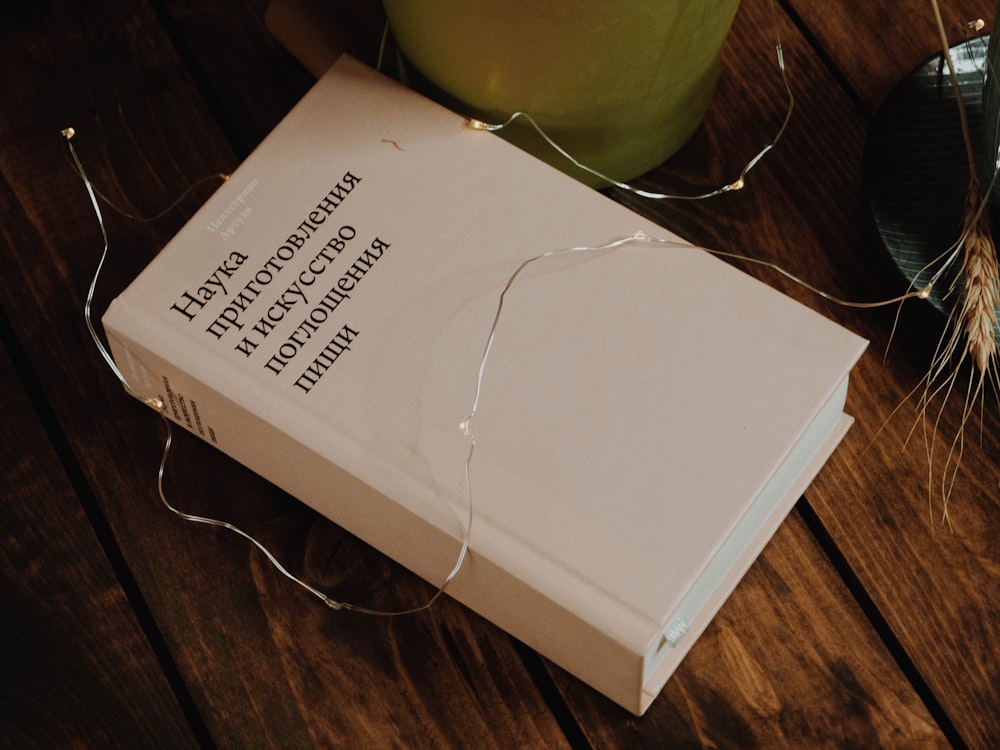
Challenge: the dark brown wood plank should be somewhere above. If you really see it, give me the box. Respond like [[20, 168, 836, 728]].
[[548, 512, 948, 748], [0, 3, 572, 748], [786, 0, 990, 115], [780, 2, 1000, 746], [0, 332, 198, 747]]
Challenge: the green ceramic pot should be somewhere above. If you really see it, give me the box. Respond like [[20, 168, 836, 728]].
[[382, 0, 741, 185]]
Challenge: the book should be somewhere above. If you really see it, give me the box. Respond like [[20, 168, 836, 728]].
[[103, 54, 867, 715]]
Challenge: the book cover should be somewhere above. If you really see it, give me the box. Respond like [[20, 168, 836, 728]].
[[103, 55, 867, 714]]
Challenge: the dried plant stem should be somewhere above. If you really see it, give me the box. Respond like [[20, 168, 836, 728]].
[[959, 183, 1000, 376], [929, 0, 1000, 382], [930, 0, 976, 173], [901, 2, 1000, 527]]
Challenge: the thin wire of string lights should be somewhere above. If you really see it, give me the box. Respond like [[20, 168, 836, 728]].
[[464, 0, 792, 200], [67, 118, 927, 616], [64, 0, 943, 617], [64, 127, 461, 616]]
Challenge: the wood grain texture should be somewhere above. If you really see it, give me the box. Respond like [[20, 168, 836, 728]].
[[0, 328, 197, 748], [785, 0, 991, 115], [782, 2, 1000, 746], [548, 513, 947, 749]]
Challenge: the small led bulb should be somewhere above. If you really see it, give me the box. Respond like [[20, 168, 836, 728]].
[[144, 396, 165, 412]]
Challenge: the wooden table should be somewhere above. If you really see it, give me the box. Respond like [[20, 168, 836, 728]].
[[2, 1, 998, 747]]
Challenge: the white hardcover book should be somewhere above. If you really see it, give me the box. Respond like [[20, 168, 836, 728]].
[[103, 55, 867, 715]]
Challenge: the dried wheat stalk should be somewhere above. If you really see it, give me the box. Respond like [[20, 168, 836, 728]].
[[904, 179, 1000, 528], [903, 2, 1000, 526], [941, 182, 998, 519], [958, 181, 1000, 376]]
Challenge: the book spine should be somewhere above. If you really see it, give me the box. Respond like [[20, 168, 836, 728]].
[[103, 304, 462, 580]]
